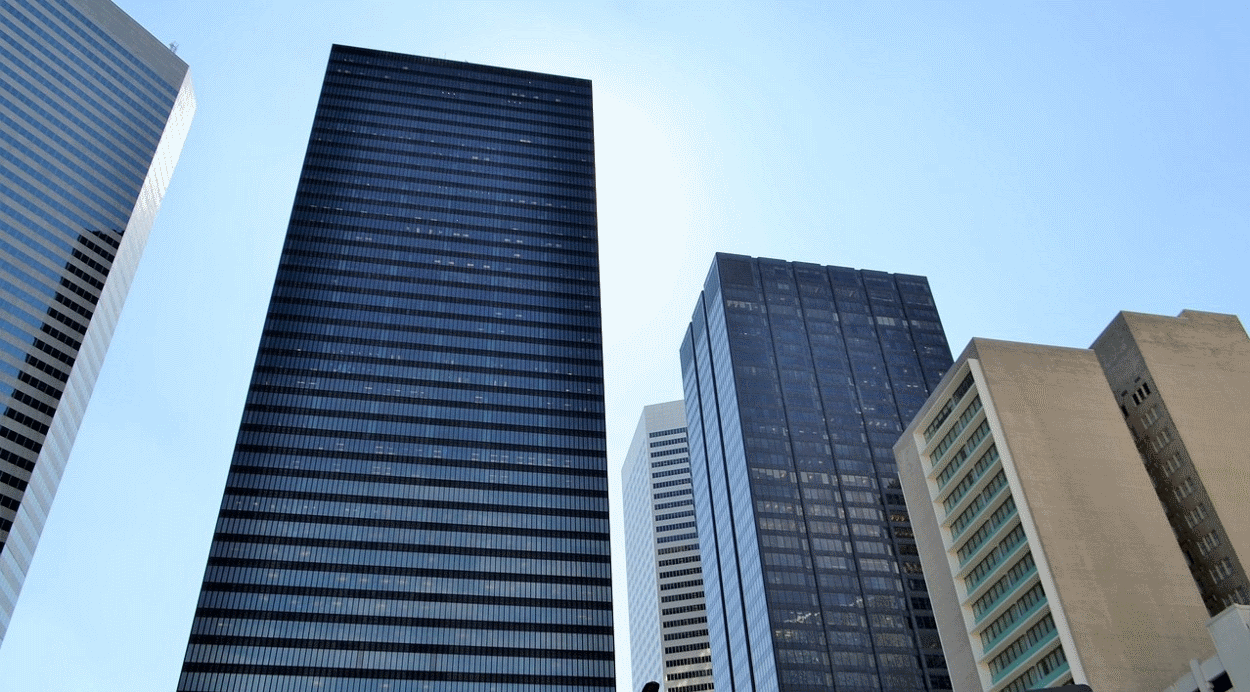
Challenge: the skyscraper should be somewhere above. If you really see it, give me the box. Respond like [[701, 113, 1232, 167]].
[[894, 338, 1212, 692], [0, 0, 194, 638], [175, 46, 612, 692], [1091, 310, 1250, 615], [622, 400, 714, 692], [680, 253, 954, 692]]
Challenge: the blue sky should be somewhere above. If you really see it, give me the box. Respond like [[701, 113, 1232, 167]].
[[1, 1, 1247, 690]]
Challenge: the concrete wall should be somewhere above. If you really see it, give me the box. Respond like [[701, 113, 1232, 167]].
[[972, 338, 1211, 692], [1092, 310, 1250, 600]]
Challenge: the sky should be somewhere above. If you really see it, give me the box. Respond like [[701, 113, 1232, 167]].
[[1, 1, 1248, 690]]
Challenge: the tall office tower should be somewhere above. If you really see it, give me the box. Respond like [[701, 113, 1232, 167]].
[[175, 46, 611, 692], [623, 400, 714, 692], [895, 339, 1213, 692], [1091, 310, 1250, 615], [680, 253, 954, 692], [0, 0, 193, 639]]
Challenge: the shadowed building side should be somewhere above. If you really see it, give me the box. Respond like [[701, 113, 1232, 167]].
[[1091, 310, 1250, 615]]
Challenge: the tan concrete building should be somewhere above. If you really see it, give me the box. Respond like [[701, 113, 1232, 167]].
[[1091, 310, 1250, 614], [895, 338, 1213, 692]]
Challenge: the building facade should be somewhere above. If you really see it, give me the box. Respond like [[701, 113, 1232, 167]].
[[680, 253, 954, 692], [0, 0, 194, 638], [176, 46, 612, 692], [1091, 310, 1250, 615], [895, 338, 1213, 692], [1161, 604, 1250, 692], [623, 401, 713, 692]]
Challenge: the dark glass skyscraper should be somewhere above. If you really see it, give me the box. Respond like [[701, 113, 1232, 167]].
[[0, 0, 193, 639], [680, 254, 953, 692], [176, 46, 612, 692]]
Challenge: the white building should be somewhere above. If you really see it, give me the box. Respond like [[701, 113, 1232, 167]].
[[623, 401, 713, 692]]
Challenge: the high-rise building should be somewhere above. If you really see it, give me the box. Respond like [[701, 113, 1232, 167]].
[[175, 46, 612, 692], [680, 253, 954, 692], [622, 400, 714, 692], [0, 0, 194, 638], [1091, 310, 1250, 615], [894, 338, 1212, 692]]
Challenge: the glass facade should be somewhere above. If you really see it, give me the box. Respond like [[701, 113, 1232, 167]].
[[176, 46, 612, 692], [679, 254, 953, 692], [0, 0, 194, 639]]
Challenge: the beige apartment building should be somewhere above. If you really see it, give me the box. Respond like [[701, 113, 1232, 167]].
[[1091, 310, 1250, 614], [895, 338, 1213, 692]]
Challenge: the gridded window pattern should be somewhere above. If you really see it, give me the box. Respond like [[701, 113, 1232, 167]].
[[176, 47, 611, 692], [987, 614, 1057, 678], [999, 645, 1068, 692], [1184, 503, 1208, 529], [681, 256, 953, 692], [0, 0, 193, 637]]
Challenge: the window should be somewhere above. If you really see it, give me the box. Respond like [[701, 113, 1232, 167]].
[[1184, 503, 1209, 529], [1142, 405, 1161, 426], [1151, 427, 1173, 452], [1131, 381, 1152, 405], [1175, 476, 1197, 501], [1211, 558, 1234, 582], [1163, 451, 1184, 474], [1198, 530, 1222, 556]]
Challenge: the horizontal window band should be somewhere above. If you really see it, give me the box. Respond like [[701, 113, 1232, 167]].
[[225, 465, 605, 498], [283, 220, 596, 269], [332, 47, 590, 92], [290, 196, 597, 246], [283, 222, 596, 269], [255, 331, 601, 369], [255, 346, 601, 382], [274, 263, 597, 310], [221, 486, 607, 519], [297, 179, 595, 224], [280, 235, 597, 280], [248, 372, 599, 411], [279, 246, 598, 300], [258, 329, 600, 364], [306, 119, 593, 175], [217, 510, 606, 540], [232, 425, 606, 458], [290, 191, 596, 232], [205, 556, 610, 584], [181, 661, 611, 686], [322, 71, 590, 124], [267, 294, 600, 333], [190, 604, 612, 635], [230, 443, 605, 477], [317, 100, 593, 151], [300, 160, 595, 205], [239, 403, 603, 436], [245, 386, 604, 421], [301, 151, 594, 194], [187, 634, 612, 658], [320, 75, 593, 132], [328, 58, 592, 111], [196, 581, 612, 611]]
